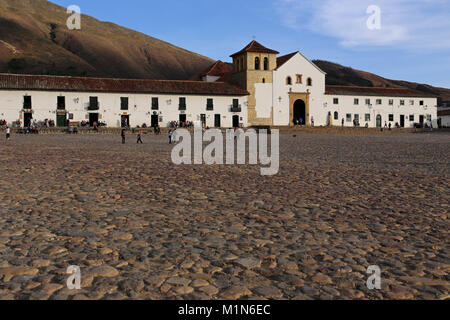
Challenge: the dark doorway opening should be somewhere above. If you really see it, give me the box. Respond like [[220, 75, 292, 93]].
[[24, 113, 32, 127], [214, 114, 221, 128], [419, 115, 425, 127], [56, 114, 67, 127], [179, 114, 187, 126], [89, 113, 99, 127], [400, 115, 405, 128], [200, 114, 206, 127], [376, 115, 382, 128], [293, 99, 306, 125], [232, 115, 240, 128], [121, 115, 130, 128], [151, 114, 159, 128]]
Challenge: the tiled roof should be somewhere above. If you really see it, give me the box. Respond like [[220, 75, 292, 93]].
[[230, 41, 279, 58], [438, 109, 450, 116], [0, 73, 248, 96], [277, 52, 297, 68], [190, 61, 233, 83], [325, 85, 436, 98]]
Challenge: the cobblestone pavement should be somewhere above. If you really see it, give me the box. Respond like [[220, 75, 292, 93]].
[[0, 133, 448, 300]]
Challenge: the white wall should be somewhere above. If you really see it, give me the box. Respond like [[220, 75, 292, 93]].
[[254, 83, 273, 118], [272, 52, 326, 126], [255, 51, 437, 128], [440, 115, 450, 127], [323, 95, 438, 128], [0, 90, 248, 128]]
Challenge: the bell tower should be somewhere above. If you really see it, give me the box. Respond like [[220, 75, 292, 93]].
[[231, 41, 279, 126]]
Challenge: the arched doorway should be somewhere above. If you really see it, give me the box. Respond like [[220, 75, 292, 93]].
[[293, 99, 306, 125], [376, 115, 382, 128]]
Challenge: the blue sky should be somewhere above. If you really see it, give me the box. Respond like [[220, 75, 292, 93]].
[[51, 0, 450, 88]]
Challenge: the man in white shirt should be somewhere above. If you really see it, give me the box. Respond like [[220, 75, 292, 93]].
[[6, 126, 11, 140]]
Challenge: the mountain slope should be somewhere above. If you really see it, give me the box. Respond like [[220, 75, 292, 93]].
[[0, 0, 214, 79], [313, 60, 450, 104], [0, 0, 448, 104]]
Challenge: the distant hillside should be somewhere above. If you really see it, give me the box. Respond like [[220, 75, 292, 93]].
[[0, 0, 448, 104], [313, 60, 450, 104], [0, 0, 213, 79]]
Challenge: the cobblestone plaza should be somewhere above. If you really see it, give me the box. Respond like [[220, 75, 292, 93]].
[[0, 132, 448, 300]]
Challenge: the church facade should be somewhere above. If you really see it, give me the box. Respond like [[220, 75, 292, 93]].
[[225, 41, 438, 128], [0, 40, 438, 129]]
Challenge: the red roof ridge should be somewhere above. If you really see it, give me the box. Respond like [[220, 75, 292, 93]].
[[0, 73, 236, 84], [276, 52, 298, 68], [230, 40, 279, 58], [0, 73, 249, 96], [325, 85, 436, 98], [326, 84, 407, 89]]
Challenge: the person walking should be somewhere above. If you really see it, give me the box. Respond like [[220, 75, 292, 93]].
[[6, 126, 10, 141], [311, 116, 315, 127], [168, 130, 173, 144], [121, 129, 126, 144], [136, 129, 143, 144], [342, 118, 345, 127], [173, 128, 178, 144]]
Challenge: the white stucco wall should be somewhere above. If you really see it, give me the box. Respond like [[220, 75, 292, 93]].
[[0, 90, 248, 128], [252, 51, 437, 128], [323, 95, 438, 128], [272, 52, 326, 126], [254, 83, 273, 118], [440, 115, 450, 127]]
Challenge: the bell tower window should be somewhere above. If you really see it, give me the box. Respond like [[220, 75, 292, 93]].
[[264, 57, 269, 70], [255, 57, 260, 70]]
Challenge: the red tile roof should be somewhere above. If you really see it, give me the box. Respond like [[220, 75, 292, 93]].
[[190, 60, 233, 83], [325, 85, 436, 98], [230, 41, 279, 58], [438, 109, 450, 116], [277, 52, 297, 68], [0, 73, 248, 96]]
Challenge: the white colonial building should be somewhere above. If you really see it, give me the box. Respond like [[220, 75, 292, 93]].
[[222, 41, 438, 128], [0, 75, 248, 128], [0, 40, 438, 129]]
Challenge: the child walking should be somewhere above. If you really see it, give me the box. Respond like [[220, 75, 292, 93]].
[[121, 129, 126, 144], [137, 130, 143, 144]]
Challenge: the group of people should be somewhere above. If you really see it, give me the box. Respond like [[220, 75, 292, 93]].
[[121, 128, 144, 144], [79, 121, 107, 128], [168, 121, 194, 128], [293, 118, 305, 126], [294, 117, 315, 126]]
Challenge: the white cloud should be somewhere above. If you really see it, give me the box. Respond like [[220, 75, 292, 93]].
[[275, 0, 450, 49]]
